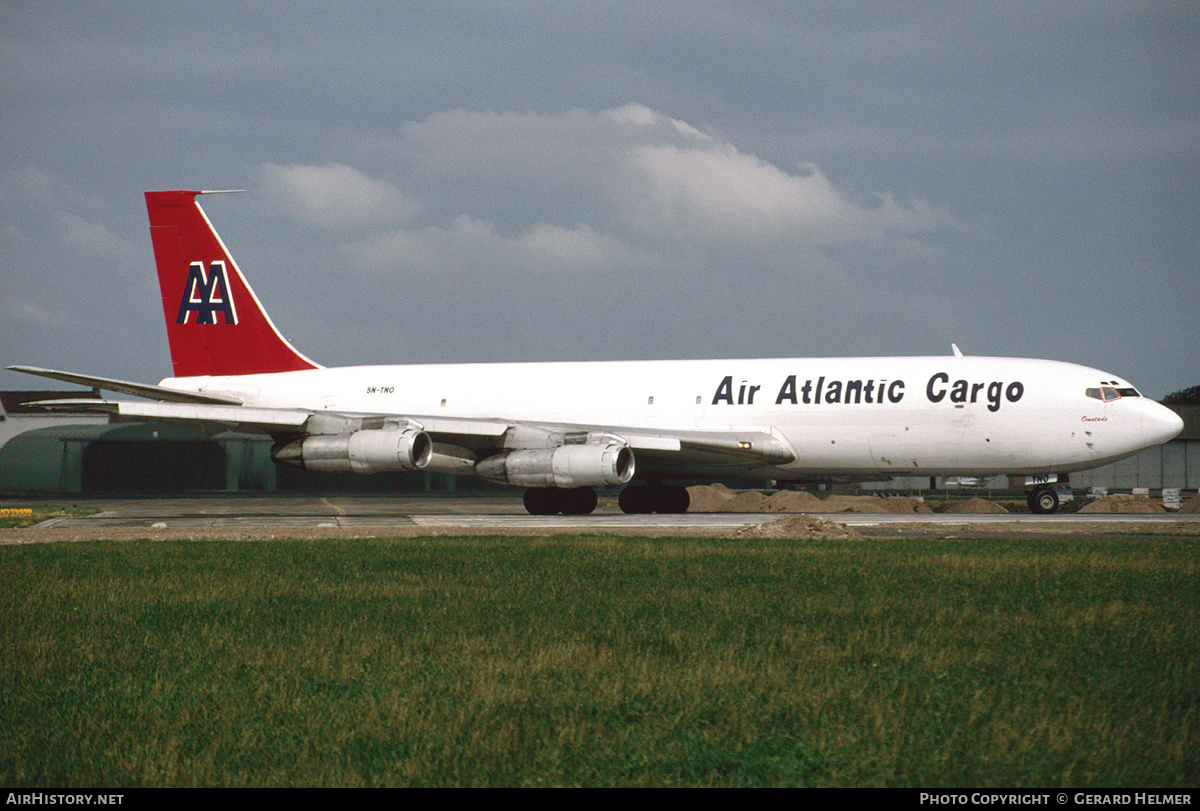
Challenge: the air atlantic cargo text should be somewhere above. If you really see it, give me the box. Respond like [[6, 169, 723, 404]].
[[713, 373, 1025, 413]]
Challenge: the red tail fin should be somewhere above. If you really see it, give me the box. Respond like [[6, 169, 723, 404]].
[[146, 190, 320, 377]]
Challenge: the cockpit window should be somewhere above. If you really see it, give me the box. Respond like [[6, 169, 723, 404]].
[[1085, 386, 1141, 402], [1085, 386, 1129, 402]]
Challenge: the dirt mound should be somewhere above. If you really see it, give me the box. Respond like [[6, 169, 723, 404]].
[[1078, 494, 1166, 514], [940, 497, 1010, 514], [685, 483, 738, 512], [733, 514, 863, 540], [720, 491, 772, 512], [816, 494, 887, 513], [819, 495, 932, 514], [686, 485, 931, 514], [1179, 494, 1200, 513], [762, 490, 827, 512]]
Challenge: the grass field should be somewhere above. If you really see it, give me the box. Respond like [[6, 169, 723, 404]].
[[1, 534, 1196, 787]]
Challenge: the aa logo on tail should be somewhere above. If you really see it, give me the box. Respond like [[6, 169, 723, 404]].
[[176, 261, 237, 325]]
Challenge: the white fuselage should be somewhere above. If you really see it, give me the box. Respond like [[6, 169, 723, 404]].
[[161, 354, 1184, 482]]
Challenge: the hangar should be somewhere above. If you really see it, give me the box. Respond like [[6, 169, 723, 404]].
[[0, 421, 253, 494]]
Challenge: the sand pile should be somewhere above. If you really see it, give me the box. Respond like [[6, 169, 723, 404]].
[[685, 483, 738, 512], [685, 485, 931, 514], [720, 490, 772, 512], [939, 497, 1010, 514], [687, 485, 827, 513], [1078, 494, 1165, 514], [732, 514, 863, 540], [819, 494, 932, 514], [1179, 494, 1200, 513], [761, 490, 828, 512]]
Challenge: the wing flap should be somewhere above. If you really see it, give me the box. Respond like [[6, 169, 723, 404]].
[[29, 398, 310, 433], [484, 423, 796, 467], [412, 416, 511, 439]]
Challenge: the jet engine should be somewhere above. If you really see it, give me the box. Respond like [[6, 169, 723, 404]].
[[475, 441, 635, 488], [273, 426, 433, 473]]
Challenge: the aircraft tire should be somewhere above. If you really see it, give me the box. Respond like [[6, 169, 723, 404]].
[[524, 487, 556, 515], [1027, 486, 1060, 515], [619, 486, 652, 514], [662, 485, 690, 514], [619, 484, 690, 514], [524, 486, 598, 515], [562, 486, 598, 515]]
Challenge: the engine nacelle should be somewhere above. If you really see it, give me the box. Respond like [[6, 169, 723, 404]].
[[475, 442, 635, 488], [273, 427, 433, 474]]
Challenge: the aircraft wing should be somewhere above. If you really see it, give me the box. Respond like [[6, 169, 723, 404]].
[[20, 394, 794, 474], [10, 364, 794, 481]]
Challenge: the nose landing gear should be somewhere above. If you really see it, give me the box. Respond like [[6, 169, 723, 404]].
[[1027, 485, 1060, 514]]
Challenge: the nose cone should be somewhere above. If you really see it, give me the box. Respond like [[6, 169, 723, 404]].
[[1143, 402, 1185, 447]]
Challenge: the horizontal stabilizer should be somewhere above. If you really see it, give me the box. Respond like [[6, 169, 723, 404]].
[[6, 365, 243, 405]]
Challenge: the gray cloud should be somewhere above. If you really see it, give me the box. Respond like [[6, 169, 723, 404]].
[[398, 104, 968, 246], [0, 2, 1195, 397], [257, 163, 423, 229], [323, 105, 975, 284]]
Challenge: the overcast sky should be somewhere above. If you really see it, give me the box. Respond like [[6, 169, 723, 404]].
[[2, 1, 1196, 397]]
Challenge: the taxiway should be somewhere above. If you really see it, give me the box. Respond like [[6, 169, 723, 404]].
[[16, 495, 1200, 536]]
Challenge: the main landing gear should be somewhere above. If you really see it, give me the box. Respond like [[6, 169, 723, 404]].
[[1027, 485, 1060, 515], [618, 483, 690, 514], [523, 486, 598, 515], [520, 483, 692, 515]]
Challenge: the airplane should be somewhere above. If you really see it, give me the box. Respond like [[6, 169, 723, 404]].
[[8, 189, 1185, 515]]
